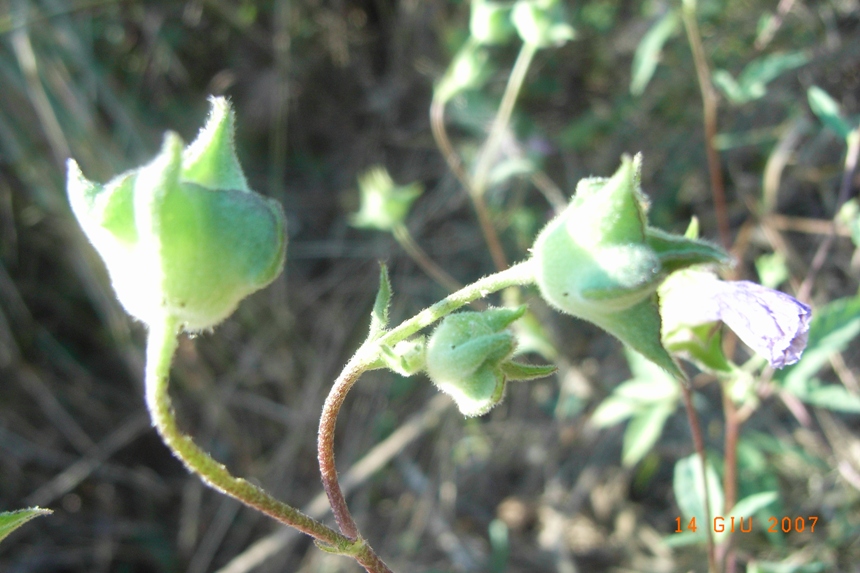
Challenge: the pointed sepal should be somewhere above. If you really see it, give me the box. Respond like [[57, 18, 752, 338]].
[[368, 263, 392, 341]]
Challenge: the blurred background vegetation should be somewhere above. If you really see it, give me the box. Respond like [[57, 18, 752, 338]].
[[1, 0, 859, 572]]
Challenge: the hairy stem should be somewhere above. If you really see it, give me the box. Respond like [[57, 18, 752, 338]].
[[144, 316, 372, 557], [317, 259, 536, 545]]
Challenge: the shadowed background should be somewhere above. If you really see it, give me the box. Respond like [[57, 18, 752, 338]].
[[1, 1, 859, 572]]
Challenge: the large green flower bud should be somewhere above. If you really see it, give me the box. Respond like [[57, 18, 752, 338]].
[[532, 155, 730, 378], [426, 306, 555, 417], [67, 97, 286, 331]]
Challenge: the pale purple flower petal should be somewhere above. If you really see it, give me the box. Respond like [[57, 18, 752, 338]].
[[708, 281, 811, 369]]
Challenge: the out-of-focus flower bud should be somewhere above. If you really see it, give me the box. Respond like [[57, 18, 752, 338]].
[[470, 0, 515, 45], [511, 0, 575, 48], [67, 97, 287, 332], [434, 39, 493, 103], [350, 166, 422, 232]]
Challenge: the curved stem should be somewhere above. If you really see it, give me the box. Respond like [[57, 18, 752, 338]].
[[317, 259, 536, 543], [430, 94, 510, 271], [431, 42, 539, 272], [430, 95, 472, 192], [393, 223, 463, 292], [144, 316, 349, 549], [471, 42, 537, 198]]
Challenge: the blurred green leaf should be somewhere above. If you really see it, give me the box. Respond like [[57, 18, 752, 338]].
[[777, 296, 860, 392], [622, 402, 674, 466], [836, 199, 860, 248], [592, 348, 679, 465], [715, 491, 778, 543], [673, 454, 723, 533], [756, 252, 790, 289], [630, 10, 680, 96], [808, 86, 854, 139], [0, 508, 52, 544], [748, 561, 829, 573], [714, 52, 808, 104], [793, 381, 860, 413]]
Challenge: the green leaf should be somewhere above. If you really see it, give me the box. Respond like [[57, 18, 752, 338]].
[[622, 402, 675, 466], [499, 360, 556, 381], [645, 227, 732, 272], [755, 252, 789, 289], [368, 263, 391, 341], [662, 529, 707, 547], [0, 508, 52, 544], [777, 296, 860, 392], [714, 52, 809, 104], [727, 491, 778, 517], [714, 491, 778, 543], [748, 561, 829, 573], [673, 454, 723, 529], [797, 381, 860, 413], [808, 86, 854, 139], [591, 395, 640, 427], [630, 10, 680, 96]]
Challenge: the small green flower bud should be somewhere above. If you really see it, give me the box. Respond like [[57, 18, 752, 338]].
[[350, 166, 422, 232], [470, 0, 515, 45], [532, 155, 729, 378], [381, 337, 427, 377], [511, 0, 575, 48], [67, 97, 287, 332], [426, 306, 554, 416]]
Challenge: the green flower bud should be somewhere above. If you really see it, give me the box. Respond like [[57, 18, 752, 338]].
[[381, 337, 427, 377], [532, 155, 729, 378], [470, 0, 515, 45], [426, 306, 555, 417], [67, 97, 287, 332], [350, 166, 422, 232], [511, 0, 575, 48]]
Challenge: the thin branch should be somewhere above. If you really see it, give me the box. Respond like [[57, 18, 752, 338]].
[[797, 128, 860, 303], [316, 260, 537, 548], [680, 382, 718, 573], [393, 223, 463, 292], [682, 0, 730, 250]]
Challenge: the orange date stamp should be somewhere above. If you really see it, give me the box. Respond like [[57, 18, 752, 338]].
[[674, 516, 819, 534]]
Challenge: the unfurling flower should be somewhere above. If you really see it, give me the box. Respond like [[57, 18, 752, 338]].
[[531, 155, 731, 379], [661, 272, 811, 369]]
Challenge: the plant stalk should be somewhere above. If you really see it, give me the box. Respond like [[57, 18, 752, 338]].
[[316, 259, 537, 547], [144, 316, 394, 569]]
